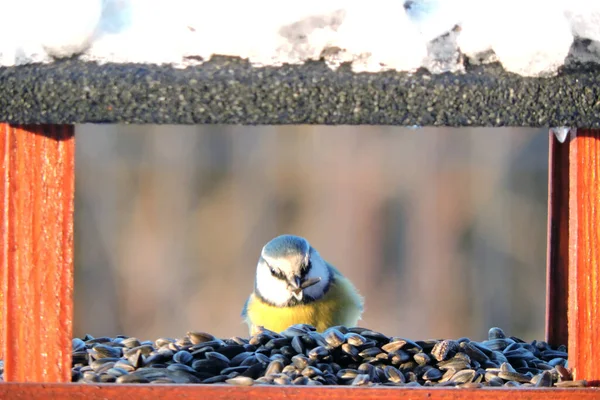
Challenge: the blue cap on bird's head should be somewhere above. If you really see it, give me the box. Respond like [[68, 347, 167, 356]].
[[262, 234, 310, 260]]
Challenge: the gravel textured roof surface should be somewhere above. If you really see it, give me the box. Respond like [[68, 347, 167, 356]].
[[1, 58, 599, 126]]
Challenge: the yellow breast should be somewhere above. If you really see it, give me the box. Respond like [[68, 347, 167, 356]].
[[244, 270, 363, 334]]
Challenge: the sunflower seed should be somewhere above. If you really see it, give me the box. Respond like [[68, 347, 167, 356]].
[[226, 376, 254, 386], [118, 337, 141, 349], [281, 325, 312, 338], [203, 351, 229, 364], [187, 331, 216, 345], [341, 343, 359, 358], [317, 363, 335, 374], [345, 333, 368, 347], [452, 369, 476, 384], [125, 345, 153, 357], [555, 364, 571, 380], [381, 341, 405, 353], [488, 327, 506, 340], [491, 351, 509, 364], [144, 352, 172, 366], [482, 338, 515, 352], [292, 376, 308, 385], [422, 367, 443, 381], [460, 342, 489, 363], [266, 338, 291, 350], [414, 352, 431, 366], [265, 359, 284, 375], [531, 370, 553, 387], [241, 363, 265, 379], [254, 376, 274, 384], [292, 354, 310, 370], [323, 328, 345, 348], [389, 350, 411, 365], [291, 336, 305, 354], [351, 374, 371, 386], [555, 380, 587, 387], [504, 380, 521, 387], [191, 339, 225, 350], [487, 376, 504, 386], [359, 347, 383, 358], [498, 371, 532, 383], [437, 356, 470, 371], [72, 338, 86, 352], [431, 340, 459, 361], [173, 350, 193, 365], [167, 363, 196, 374], [115, 373, 149, 383], [337, 369, 359, 380], [542, 350, 569, 360], [383, 365, 405, 383], [301, 366, 321, 378], [82, 371, 99, 381], [90, 344, 121, 359], [274, 374, 292, 385], [549, 357, 568, 367], [360, 330, 389, 343], [113, 360, 135, 372], [459, 382, 483, 388]]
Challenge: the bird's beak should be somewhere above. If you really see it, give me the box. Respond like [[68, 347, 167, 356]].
[[290, 277, 303, 300], [300, 277, 321, 289], [289, 276, 321, 301]]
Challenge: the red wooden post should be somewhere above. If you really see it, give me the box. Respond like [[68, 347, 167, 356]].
[[568, 129, 600, 385], [546, 131, 570, 347], [0, 124, 75, 382]]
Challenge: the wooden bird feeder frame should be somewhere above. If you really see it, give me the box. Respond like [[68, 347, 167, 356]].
[[1, 59, 600, 399]]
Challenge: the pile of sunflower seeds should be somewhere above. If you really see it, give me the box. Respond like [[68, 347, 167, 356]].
[[0, 326, 586, 387]]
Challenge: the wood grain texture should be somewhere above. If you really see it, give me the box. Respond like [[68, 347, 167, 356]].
[[568, 129, 600, 385], [0, 124, 75, 382], [546, 131, 570, 347], [0, 384, 599, 400]]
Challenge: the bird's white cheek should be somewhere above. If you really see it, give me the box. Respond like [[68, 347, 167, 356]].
[[256, 270, 292, 306]]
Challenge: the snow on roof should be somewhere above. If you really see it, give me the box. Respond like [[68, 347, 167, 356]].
[[1, 0, 599, 77]]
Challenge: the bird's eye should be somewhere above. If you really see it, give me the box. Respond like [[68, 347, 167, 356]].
[[264, 263, 284, 280]]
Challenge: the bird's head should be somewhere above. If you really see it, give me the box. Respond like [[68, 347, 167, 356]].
[[254, 234, 331, 307]]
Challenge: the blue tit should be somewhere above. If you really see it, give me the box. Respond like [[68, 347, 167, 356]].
[[241, 234, 364, 335]]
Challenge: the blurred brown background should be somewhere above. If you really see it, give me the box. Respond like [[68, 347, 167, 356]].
[[74, 125, 549, 343]]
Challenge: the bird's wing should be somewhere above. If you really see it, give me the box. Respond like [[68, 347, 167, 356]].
[[241, 296, 250, 319], [326, 262, 364, 312]]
